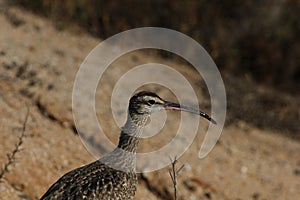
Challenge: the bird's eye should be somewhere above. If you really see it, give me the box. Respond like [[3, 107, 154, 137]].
[[147, 100, 155, 105]]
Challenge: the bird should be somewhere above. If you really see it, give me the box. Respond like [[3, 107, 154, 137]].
[[40, 91, 216, 200]]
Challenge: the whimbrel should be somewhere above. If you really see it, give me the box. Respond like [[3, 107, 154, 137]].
[[40, 91, 216, 200]]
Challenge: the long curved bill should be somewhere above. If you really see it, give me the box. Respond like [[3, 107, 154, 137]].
[[164, 101, 217, 125]]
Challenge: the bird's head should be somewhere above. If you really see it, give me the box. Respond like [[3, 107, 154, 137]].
[[129, 91, 216, 124]]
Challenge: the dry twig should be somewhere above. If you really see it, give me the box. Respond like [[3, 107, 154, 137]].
[[169, 156, 184, 200], [0, 107, 29, 182]]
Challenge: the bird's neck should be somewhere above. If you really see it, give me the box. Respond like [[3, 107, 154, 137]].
[[99, 112, 148, 172], [118, 112, 149, 153]]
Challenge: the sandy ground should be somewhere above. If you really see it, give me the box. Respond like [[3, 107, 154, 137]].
[[0, 6, 299, 200]]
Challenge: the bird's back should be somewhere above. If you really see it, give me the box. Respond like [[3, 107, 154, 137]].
[[40, 160, 137, 200]]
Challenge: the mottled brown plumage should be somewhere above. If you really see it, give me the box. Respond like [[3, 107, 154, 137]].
[[40, 91, 216, 200]]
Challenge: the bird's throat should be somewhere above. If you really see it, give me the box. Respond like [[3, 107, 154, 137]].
[[118, 113, 149, 153]]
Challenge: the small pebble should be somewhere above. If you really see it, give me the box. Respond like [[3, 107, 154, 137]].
[[184, 163, 191, 171], [241, 166, 248, 174], [294, 169, 300, 176], [204, 191, 211, 199], [47, 83, 54, 90], [252, 192, 260, 199]]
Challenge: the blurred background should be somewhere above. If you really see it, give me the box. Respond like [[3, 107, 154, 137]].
[[11, 0, 300, 94], [9, 0, 300, 137]]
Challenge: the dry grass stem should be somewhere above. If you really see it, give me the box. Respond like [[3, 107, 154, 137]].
[[169, 156, 184, 200], [0, 107, 29, 182]]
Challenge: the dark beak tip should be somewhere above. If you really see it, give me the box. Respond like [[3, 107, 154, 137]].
[[211, 118, 217, 125]]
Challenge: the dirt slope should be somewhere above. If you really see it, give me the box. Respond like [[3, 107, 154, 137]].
[[0, 6, 299, 200]]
